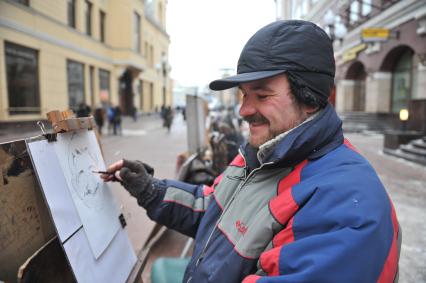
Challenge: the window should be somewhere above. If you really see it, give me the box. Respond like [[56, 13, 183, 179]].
[[144, 0, 155, 18], [99, 69, 110, 103], [67, 60, 85, 111], [362, 0, 372, 17], [67, 0, 76, 28], [301, 0, 308, 17], [133, 12, 141, 52], [391, 50, 413, 113], [350, 1, 359, 24], [412, 54, 420, 99], [100, 11, 106, 43], [5, 42, 40, 114], [84, 0, 93, 36], [11, 0, 29, 6]]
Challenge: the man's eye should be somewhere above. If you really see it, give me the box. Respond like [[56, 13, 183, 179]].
[[258, 95, 268, 100]]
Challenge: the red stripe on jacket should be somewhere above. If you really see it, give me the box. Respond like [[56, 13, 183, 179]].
[[273, 217, 296, 247], [203, 174, 223, 196], [344, 138, 359, 153], [242, 275, 261, 283], [230, 154, 245, 167], [277, 160, 308, 194], [377, 202, 399, 283], [269, 160, 307, 225], [260, 160, 308, 276], [259, 246, 281, 276]]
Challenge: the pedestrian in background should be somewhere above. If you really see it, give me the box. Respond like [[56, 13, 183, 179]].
[[113, 106, 122, 135], [163, 106, 173, 132], [160, 104, 166, 127], [181, 106, 186, 121], [94, 105, 105, 135], [103, 20, 400, 282], [107, 104, 115, 134], [132, 106, 138, 122]]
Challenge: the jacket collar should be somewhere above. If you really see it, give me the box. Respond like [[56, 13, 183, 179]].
[[241, 103, 343, 168]]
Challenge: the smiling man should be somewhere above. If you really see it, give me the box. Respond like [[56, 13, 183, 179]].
[[103, 20, 400, 283], [238, 75, 315, 148]]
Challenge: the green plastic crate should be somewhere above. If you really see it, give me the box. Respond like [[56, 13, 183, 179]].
[[151, 257, 190, 283]]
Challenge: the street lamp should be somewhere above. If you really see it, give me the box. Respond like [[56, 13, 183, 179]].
[[323, 10, 347, 44], [324, 10, 335, 41], [399, 108, 409, 132]]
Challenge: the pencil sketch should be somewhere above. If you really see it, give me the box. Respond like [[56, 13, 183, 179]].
[[67, 132, 104, 211], [53, 130, 120, 258]]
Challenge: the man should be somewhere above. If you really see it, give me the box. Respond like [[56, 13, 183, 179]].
[[103, 20, 400, 282]]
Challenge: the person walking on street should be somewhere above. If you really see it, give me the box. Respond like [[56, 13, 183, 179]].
[[102, 20, 400, 283], [132, 106, 138, 122], [107, 104, 115, 134], [94, 105, 105, 135], [113, 106, 122, 135], [164, 106, 173, 132]]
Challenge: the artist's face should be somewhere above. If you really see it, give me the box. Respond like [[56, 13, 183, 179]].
[[239, 74, 313, 148]]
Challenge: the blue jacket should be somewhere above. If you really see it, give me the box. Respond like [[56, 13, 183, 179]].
[[145, 104, 400, 283]]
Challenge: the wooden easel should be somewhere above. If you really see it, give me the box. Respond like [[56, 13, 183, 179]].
[[46, 110, 95, 134], [0, 110, 145, 283]]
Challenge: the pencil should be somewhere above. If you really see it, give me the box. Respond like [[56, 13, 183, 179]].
[[92, 170, 111, 174]]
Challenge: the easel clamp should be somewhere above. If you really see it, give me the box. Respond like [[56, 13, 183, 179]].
[[47, 110, 95, 133]]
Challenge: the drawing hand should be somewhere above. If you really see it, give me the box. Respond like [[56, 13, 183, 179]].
[[119, 160, 158, 207], [102, 159, 155, 182], [101, 159, 124, 182]]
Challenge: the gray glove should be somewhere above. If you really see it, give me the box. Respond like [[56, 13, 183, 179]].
[[119, 159, 158, 208]]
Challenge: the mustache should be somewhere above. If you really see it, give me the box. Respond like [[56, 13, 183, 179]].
[[243, 113, 269, 124]]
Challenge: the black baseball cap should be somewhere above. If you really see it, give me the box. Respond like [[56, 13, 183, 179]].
[[209, 20, 335, 103]]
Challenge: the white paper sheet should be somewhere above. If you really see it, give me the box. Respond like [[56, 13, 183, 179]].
[[64, 226, 137, 283], [27, 132, 137, 283], [54, 130, 120, 258], [27, 139, 82, 241]]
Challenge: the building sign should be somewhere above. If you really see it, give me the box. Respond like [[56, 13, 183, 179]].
[[343, 43, 367, 63], [361, 28, 390, 42]]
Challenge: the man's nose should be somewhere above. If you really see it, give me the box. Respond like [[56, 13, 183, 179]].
[[239, 96, 256, 117]]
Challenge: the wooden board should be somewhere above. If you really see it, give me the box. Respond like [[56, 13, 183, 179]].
[[0, 140, 56, 283]]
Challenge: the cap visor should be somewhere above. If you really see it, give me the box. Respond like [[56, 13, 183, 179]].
[[209, 70, 286, 91]]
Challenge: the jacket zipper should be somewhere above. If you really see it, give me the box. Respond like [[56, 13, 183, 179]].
[[186, 151, 273, 282]]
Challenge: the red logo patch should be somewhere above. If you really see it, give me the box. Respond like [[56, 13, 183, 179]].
[[235, 220, 248, 235]]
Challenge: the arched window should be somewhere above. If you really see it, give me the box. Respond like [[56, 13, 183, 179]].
[[391, 50, 413, 113]]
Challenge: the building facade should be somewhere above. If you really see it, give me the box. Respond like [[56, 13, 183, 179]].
[[276, 0, 426, 133], [0, 0, 172, 124]]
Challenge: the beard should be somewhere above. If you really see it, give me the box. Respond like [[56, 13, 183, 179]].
[[243, 110, 307, 148], [243, 113, 274, 148]]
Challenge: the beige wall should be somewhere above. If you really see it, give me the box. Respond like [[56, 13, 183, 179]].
[[336, 80, 355, 112], [414, 63, 426, 100], [365, 72, 392, 113], [0, 0, 171, 122]]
